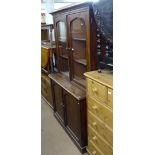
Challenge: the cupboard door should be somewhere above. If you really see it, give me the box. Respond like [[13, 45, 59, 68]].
[[55, 17, 70, 78], [52, 82, 65, 124], [67, 11, 89, 86], [64, 92, 81, 142]]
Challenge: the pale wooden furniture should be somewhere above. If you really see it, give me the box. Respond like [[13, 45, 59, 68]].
[[41, 73, 53, 108], [41, 42, 56, 74], [41, 24, 56, 108], [84, 70, 113, 155]]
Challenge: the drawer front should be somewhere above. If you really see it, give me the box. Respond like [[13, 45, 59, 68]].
[[41, 75, 53, 105], [88, 110, 113, 145], [108, 88, 113, 108], [88, 126, 112, 155], [88, 96, 113, 128], [46, 81, 53, 106], [87, 78, 107, 104], [41, 85, 48, 96], [87, 140, 103, 155], [41, 77, 48, 98]]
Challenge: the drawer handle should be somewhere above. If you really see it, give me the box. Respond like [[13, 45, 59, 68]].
[[92, 151, 97, 155], [92, 105, 98, 110], [92, 136, 97, 141], [92, 122, 97, 126], [92, 87, 97, 93], [108, 91, 112, 95]]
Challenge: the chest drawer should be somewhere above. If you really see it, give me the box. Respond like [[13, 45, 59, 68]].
[[88, 126, 112, 155], [41, 74, 53, 106], [41, 75, 48, 97], [87, 140, 103, 155], [87, 96, 113, 129], [108, 88, 113, 108], [87, 78, 107, 103], [88, 110, 113, 145]]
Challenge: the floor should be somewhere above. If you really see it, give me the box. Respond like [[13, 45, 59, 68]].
[[41, 98, 88, 155]]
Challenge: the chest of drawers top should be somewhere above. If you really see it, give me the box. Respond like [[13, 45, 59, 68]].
[[84, 70, 113, 89]]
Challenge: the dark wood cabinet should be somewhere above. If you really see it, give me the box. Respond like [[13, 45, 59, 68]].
[[51, 2, 97, 87], [49, 73, 86, 153], [49, 2, 99, 153]]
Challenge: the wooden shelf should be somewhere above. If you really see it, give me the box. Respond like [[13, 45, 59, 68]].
[[73, 76, 86, 87], [74, 59, 86, 66], [60, 54, 68, 59], [54, 68, 58, 72], [61, 71, 69, 77], [58, 37, 66, 42], [58, 40, 66, 43], [72, 37, 86, 41]]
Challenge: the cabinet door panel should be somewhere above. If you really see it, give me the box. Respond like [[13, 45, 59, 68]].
[[53, 82, 65, 123], [64, 92, 81, 142], [67, 11, 89, 86], [55, 17, 70, 78]]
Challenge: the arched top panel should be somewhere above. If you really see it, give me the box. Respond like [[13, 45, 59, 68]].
[[70, 18, 86, 38]]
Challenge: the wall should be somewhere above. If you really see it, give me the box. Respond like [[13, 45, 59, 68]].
[[41, 0, 73, 24], [41, 0, 74, 41], [41, 0, 54, 24], [54, 3, 72, 10]]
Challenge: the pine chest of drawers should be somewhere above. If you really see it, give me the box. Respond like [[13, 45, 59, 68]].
[[84, 70, 113, 155]]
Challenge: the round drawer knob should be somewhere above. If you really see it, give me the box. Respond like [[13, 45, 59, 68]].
[[92, 122, 97, 126], [92, 88, 97, 92], [92, 136, 97, 141], [92, 151, 97, 155], [92, 105, 98, 110], [108, 91, 112, 95]]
